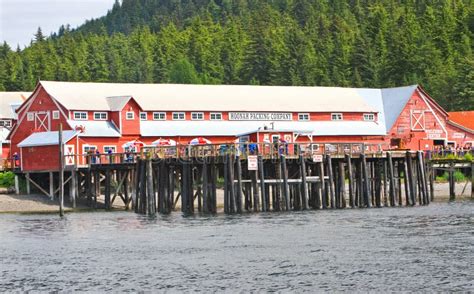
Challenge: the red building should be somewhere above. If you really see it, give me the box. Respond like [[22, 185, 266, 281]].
[[8, 81, 473, 172], [0, 92, 30, 168]]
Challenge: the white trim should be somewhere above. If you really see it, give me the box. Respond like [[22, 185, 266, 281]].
[[93, 112, 108, 120], [27, 112, 34, 121], [73, 111, 88, 120], [140, 112, 147, 121], [153, 112, 166, 121], [103, 145, 117, 153], [210, 112, 222, 120], [418, 90, 448, 140], [331, 113, 343, 121], [8, 88, 41, 140], [52, 110, 60, 120], [363, 113, 375, 121], [191, 112, 204, 120], [125, 111, 134, 120], [298, 113, 310, 121], [82, 144, 97, 154], [172, 112, 185, 120]]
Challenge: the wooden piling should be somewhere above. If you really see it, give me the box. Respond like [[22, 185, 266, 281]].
[[406, 152, 416, 206], [258, 155, 267, 212], [338, 160, 346, 208], [280, 155, 290, 211], [105, 168, 111, 210], [319, 161, 327, 209], [387, 152, 395, 207], [326, 155, 336, 209], [345, 154, 355, 208], [299, 155, 309, 210], [361, 154, 371, 208], [235, 156, 243, 213]]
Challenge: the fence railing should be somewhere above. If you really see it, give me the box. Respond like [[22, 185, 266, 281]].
[[61, 142, 389, 167]]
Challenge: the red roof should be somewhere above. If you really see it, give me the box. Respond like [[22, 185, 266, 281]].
[[448, 111, 474, 131]]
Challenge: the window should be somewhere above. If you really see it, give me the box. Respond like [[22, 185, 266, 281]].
[[298, 113, 310, 121], [210, 112, 222, 120], [331, 113, 343, 121], [363, 113, 375, 121], [104, 146, 117, 154], [153, 112, 166, 120], [140, 112, 147, 120], [172, 112, 185, 120], [191, 112, 204, 120], [52, 111, 60, 120], [83, 145, 97, 154], [74, 111, 88, 120], [0, 120, 11, 127], [94, 112, 107, 120], [126, 112, 134, 120], [27, 112, 34, 121]]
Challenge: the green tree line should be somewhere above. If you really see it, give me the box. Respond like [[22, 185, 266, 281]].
[[0, 0, 473, 110]]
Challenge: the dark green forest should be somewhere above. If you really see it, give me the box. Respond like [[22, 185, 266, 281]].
[[1, 0, 473, 110]]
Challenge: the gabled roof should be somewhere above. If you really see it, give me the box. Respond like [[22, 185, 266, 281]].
[[381, 85, 418, 131], [18, 130, 78, 148], [67, 120, 121, 137], [448, 111, 474, 132], [0, 92, 31, 119], [106, 96, 133, 111], [39, 81, 378, 113]]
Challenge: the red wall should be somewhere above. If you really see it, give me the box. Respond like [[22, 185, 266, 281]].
[[21, 145, 60, 171], [121, 99, 141, 135], [10, 87, 71, 157]]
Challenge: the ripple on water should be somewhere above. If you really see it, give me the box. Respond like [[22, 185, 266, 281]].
[[0, 202, 473, 292]]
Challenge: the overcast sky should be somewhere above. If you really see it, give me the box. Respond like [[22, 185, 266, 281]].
[[0, 0, 116, 48]]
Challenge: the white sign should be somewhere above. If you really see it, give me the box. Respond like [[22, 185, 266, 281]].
[[248, 155, 258, 170], [453, 132, 465, 139], [229, 112, 292, 121], [426, 129, 443, 139], [312, 154, 323, 163]]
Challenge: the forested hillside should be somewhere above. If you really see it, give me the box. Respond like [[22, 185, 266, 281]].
[[0, 0, 473, 110]]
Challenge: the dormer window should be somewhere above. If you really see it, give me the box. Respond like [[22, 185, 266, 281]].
[[74, 111, 87, 120], [94, 112, 107, 120], [126, 112, 134, 120], [363, 113, 375, 121], [331, 113, 343, 121]]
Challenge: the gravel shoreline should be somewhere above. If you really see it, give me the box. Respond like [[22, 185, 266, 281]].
[[0, 182, 471, 214]]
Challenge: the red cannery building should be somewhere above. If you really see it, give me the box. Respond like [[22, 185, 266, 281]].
[[7, 81, 474, 172], [0, 92, 30, 169]]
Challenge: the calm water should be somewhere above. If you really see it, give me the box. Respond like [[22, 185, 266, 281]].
[[0, 202, 473, 292]]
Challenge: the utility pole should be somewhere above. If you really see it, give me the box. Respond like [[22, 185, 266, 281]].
[[59, 123, 64, 217]]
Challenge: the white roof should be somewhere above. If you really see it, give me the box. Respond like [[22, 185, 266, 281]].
[[0, 92, 30, 119], [40, 81, 377, 112], [141, 120, 386, 137], [18, 131, 77, 147], [67, 120, 121, 137], [381, 85, 418, 130]]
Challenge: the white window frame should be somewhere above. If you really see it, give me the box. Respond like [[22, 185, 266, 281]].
[[210, 112, 222, 120], [140, 112, 147, 121], [172, 112, 185, 120], [103, 145, 117, 153], [153, 112, 166, 121], [74, 111, 88, 120], [126, 111, 134, 120], [82, 145, 97, 154], [363, 113, 375, 121], [331, 113, 343, 121], [52, 110, 60, 120], [298, 113, 310, 121], [93, 112, 108, 121], [191, 112, 204, 120], [27, 112, 34, 121]]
